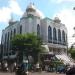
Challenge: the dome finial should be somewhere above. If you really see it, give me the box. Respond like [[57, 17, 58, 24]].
[[9, 14, 13, 23], [9, 13, 15, 25], [29, 2, 34, 6]]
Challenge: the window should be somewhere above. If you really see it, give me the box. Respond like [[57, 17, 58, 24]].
[[7, 32, 9, 51], [53, 28, 57, 43], [66, 34, 67, 45], [37, 24, 40, 36], [58, 29, 61, 44], [10, 30, 12, 50], [10, 30, 12, 39], [20, 25, 22, 34], [62, 30, 65, 45], [5, 33, 7, 50], [48, 26, 52, 43], [5, 33, 7, 44], [14, 28, 16, 36]]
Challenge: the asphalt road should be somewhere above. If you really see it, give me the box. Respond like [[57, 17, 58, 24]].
[[0, 71, 66, 75]]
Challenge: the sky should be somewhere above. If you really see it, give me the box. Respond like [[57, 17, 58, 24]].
[[0, 0, 75, 47]]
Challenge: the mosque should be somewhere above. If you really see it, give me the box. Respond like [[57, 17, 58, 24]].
[[1, 3, 68, 59]]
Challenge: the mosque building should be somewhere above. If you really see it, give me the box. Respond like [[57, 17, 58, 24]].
[[1, 3, 68, 59]]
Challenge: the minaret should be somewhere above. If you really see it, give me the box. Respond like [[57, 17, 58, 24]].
[[9, 14, 15, 25]]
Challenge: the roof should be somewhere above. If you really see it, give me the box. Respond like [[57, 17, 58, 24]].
[[22, 3, 44, 19]]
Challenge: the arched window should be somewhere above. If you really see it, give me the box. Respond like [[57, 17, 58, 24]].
[[10, 30, 12, 39], [58, 29, 61, 44], [10, 30, 12, 50], [8, 32, 9, 41], [14, 28, 16, 36], [65, 34, 67, 45], [5, 33, 7, 44], [5, 33, 7, 51], [7, 32, 9, 51], [20, 25, 22, 34], [48, 26, 52, 43], [37, 24, 40, 36], [53, 28, 57, 43], [62, 30, 65, 44]]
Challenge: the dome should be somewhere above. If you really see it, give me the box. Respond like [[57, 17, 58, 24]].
[[22, 3, 44, 19], [9, 18, 15, 25], [26, 3, 36, 12], [54, 17, 61, 23]]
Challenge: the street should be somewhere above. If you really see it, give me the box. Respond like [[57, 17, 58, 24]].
[[0, 71, 66, 75]]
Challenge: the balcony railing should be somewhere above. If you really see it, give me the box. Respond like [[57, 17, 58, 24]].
[[48, 39, 52, 43], [48, 40, 67, 46], [53, 40, 57, 44]]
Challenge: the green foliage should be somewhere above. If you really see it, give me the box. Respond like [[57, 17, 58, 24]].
[[69, 47, 75, 59], [70, 49, 75, 59], [11, 33, 44, 63]]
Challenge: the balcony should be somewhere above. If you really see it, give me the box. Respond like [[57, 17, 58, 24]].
[[47, 42, 67, 49], [48, 39, 52, 43]]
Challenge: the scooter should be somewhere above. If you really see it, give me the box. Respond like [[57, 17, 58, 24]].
[[15, 67, 28, 75]]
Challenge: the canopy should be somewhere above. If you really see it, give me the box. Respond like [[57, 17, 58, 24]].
[[56, 54, 75, 66]]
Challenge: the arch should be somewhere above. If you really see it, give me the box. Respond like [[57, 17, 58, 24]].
[[10, 30, 12, 39], [53, 27, 57, 43], [5, 33, 7, 51], [66, 34, 67, 43], [58, 29, 61, 44], [48, 26, 52, 43], [62, 30, 65, 44], [14, 28, 16, 36], [7, 32, 9, 51], [37, 24, 40, 36], [20, 25, 22, 34]]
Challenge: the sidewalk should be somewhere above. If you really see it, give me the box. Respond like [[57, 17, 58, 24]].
[[29, 71, 66, 75]]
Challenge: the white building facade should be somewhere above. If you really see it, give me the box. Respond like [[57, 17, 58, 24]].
[[1, 3, 68, 59]]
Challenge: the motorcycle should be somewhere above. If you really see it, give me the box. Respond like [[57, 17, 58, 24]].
[[3, 63, 9, 72], [15, 66, 29, 75]]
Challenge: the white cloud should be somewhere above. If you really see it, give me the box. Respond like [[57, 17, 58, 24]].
[[51, 0, 75, 3], [0, 7, 11, 23], [53, 9, 75, 47], [9, 0, 23, 15], [0, 0, 23, 23]]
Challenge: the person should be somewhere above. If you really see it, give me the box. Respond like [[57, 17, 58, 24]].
[[13, 62, 17, 72], [35, 62, 41, 72], [21, 60, 28, 72], [4, 62, 8, 71], [20, 60, 29, 75], [45, 65, 49, 71], [21, 62, 26, 71]]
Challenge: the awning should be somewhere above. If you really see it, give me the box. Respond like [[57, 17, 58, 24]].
[[56, 54, 75, 65]]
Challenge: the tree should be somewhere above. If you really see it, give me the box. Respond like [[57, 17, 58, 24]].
[[69, 46, 75, 60], [11, 33, 44, 63]]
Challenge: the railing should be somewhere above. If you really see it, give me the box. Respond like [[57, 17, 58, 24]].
[[44, 39, 67, 46]]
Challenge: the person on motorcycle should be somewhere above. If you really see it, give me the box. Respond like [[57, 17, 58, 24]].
[[20, 60, 28, 75]]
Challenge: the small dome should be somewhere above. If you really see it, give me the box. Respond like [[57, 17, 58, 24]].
[[54, 17, 61, 23], [9, 18, 17, 25], [9, 18, 15, 25], [22, 3, 44, 19]]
